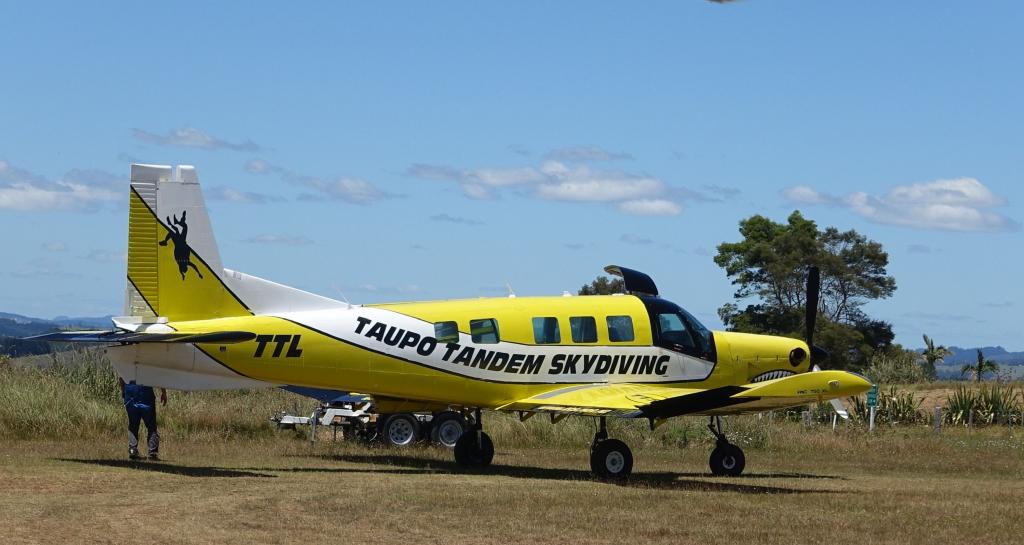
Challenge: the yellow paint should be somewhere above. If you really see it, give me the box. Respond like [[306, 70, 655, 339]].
[[370, 295, 651, 346], [127, 189, 249, 321]]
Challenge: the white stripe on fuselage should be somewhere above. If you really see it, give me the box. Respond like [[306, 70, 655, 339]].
[[274, 307, 715, 384]]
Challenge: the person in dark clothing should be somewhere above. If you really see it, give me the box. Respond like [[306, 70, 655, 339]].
[[118, 377, 167, 460]]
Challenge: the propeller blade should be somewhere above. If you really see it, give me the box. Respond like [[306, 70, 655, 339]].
[[805, 265, 820, 349], [830, 398, 850, 420]]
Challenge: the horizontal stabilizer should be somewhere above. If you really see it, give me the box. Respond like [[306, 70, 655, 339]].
[[26, 330, 257, 344]]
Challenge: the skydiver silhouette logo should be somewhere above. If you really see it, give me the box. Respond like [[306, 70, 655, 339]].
[[158, 210, 204, 281]]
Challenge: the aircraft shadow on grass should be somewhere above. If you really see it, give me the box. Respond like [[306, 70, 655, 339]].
[[56, 458, 277, 478], [307, 453, 844, 495], [55, 458, 443, 479], [54, 456, 844, 493]]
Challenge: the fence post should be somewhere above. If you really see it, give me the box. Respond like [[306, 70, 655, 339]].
[[869, 406, 876, 433], [934, 406, 942, 436], [802, 410, 811, 428], [968, 409, 974, 429]]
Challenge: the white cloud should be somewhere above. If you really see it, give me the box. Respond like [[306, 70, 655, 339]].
[[247, 159, 392, 205], [245, 234, 313, 246], [544, 146, 633, 162], [406, 151, 700, 215], [207, 186, 284, 204], [617, 199, 683, 216], [620, 234, 653, 245], [781, 177, 1018, 232], [430, 213, 483, 226], [306, 177, 385, 204], [461, 183, 493, 200], [780, 185, 834, 205], [82, 249, 127, 263], [885, 178, 1003, 207], [132, 127, 261, 152], [536, 164, 665, 203], [0, 161, 121, 212]]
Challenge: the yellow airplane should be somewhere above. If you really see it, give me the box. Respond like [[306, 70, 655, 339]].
[[35, 163, 871, 479]]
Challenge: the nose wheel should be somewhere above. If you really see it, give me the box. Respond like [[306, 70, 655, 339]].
[[453, 408, 494, 468], [707, 416, 745, 476], [589, 417, 633, 480]]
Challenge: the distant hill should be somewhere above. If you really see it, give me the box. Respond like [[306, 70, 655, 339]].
[[0, 312, 113, 357], [938, 346, 1024, 366]]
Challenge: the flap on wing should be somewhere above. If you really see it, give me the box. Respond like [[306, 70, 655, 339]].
[[497, 383, 703, 418], [496, 371, 872, 419], [26, 330, 257, 344]]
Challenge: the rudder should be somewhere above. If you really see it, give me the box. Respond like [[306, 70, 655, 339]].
[[125, 164, 250, 322]]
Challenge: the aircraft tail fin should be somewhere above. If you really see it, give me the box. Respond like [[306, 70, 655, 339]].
[[125, 164, 251, 322]]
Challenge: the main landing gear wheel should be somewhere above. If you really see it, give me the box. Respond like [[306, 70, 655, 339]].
[[591, 439, 633, 480], [382, 413, 420, 447], [589, 417, 633, 480], [709, 443, 745, 477], [454, 409, 493, 468], [707, 416, 745, 476], [430, 411, 467, 448]]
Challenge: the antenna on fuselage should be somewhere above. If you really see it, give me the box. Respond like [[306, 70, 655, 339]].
[[331, 283, 353, 309], [506, 281, 516, 298]]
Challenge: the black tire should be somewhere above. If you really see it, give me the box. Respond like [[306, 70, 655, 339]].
[[709, 443, 745, 476], [453, 431, 494, 467], [590, 439, 633, 480], [429, 411, 467, 448], [382, 413, 420, 447]]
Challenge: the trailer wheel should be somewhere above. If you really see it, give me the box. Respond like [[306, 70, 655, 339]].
[[429, 411, 467, 448], [382, 413, 420, 447]]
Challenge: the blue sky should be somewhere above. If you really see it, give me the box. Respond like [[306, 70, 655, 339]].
[[1, 2, 1021, 350]]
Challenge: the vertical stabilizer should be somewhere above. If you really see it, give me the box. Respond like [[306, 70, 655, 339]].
[[125, 164, 250, 322]]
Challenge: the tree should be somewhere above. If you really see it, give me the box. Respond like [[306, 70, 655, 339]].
[[714, 211, 897, 369], [578, 275, 624, 296], [920, 334, 951, 380], [961, 349, 999, 382]]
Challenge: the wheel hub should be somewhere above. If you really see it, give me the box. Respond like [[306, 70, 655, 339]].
[[437, 421, 461, 445], [605, 451, 625, 473], [389, 419, 414, 445]]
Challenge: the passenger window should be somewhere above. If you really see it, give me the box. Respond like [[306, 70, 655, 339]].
[[532, 317, 561, 344], [470, 318, 500, 344], [569, 316, 597, 343], [434, 321, 459, 343], [606, 315, 634, 342]]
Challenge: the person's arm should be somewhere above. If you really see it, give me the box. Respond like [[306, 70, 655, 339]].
[[160, 388, 167, 406], [118, 376, 125, 395]]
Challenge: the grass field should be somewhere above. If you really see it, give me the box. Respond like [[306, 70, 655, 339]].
[[2, 423, 1023, 545], [2, 353, 1024, 544]]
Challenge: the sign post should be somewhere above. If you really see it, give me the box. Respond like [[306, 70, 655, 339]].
[[867, 384, 878, 432]]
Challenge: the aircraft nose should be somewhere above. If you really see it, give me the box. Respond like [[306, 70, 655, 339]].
[[810, 345, 829, 366]]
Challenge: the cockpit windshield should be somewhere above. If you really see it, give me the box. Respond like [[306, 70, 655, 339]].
[[642, 297, 716, 361]]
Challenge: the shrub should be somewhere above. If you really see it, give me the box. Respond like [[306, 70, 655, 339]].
[[863, 352, 927, 385]]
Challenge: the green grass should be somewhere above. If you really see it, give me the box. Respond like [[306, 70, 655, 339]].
[[2, 350, 1024, 544]]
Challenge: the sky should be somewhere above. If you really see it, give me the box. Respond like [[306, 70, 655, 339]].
[[1, 2, 1021, 350]]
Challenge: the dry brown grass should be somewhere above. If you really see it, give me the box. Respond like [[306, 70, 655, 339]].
[[2, 425, 1023, 545]]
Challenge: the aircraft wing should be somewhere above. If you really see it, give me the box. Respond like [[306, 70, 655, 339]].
[[497, 370, 871, 419], [25, 330, 257, 344]]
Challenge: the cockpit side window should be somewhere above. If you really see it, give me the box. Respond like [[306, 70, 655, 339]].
[[642, 297, 716, 362], [656, 312, 697, 351]]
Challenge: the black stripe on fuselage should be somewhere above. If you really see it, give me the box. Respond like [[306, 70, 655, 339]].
[[273, 315, 713, 386]]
